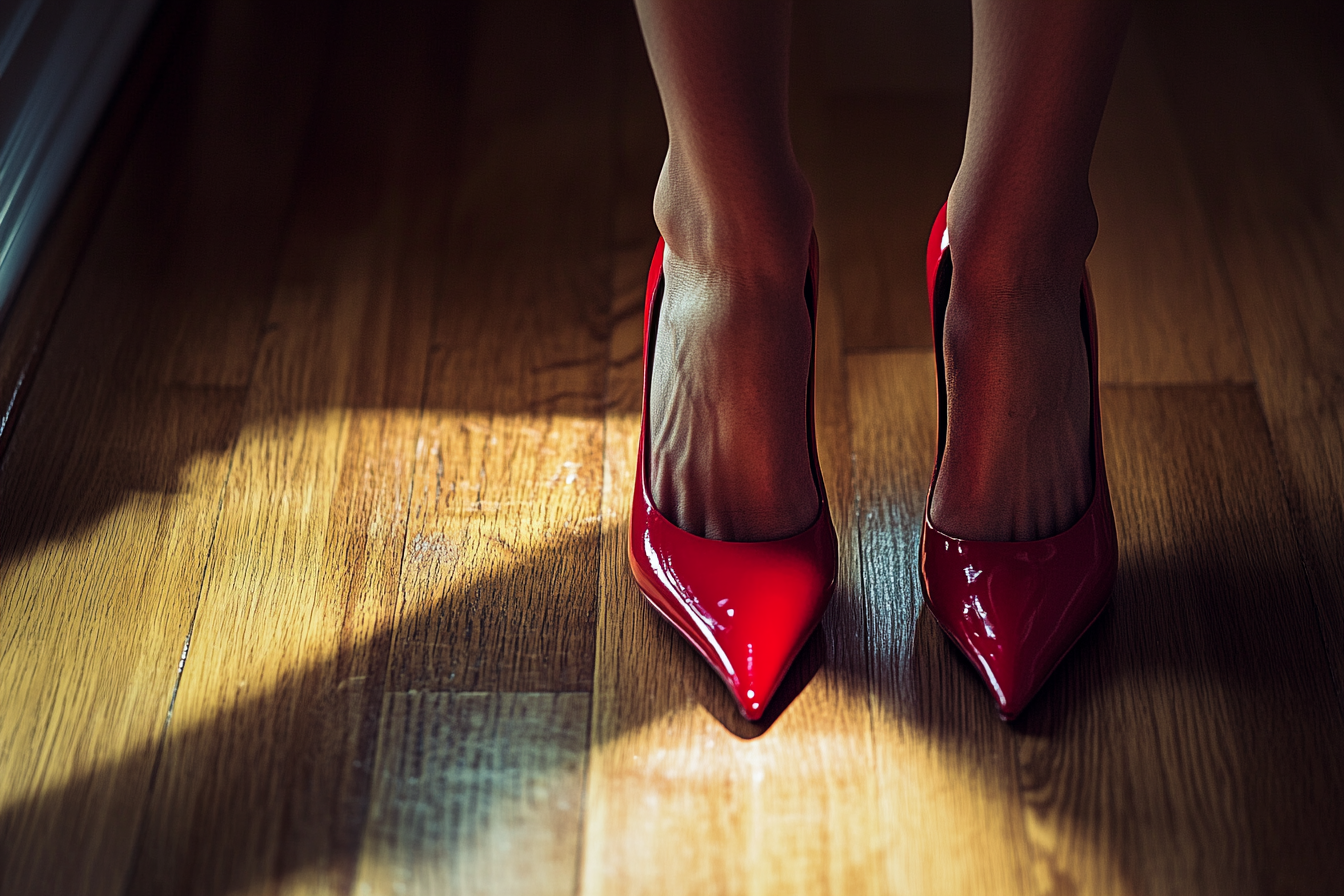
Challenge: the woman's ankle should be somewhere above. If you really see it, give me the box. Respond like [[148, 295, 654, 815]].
[[652, 151, 815, 285], [945, 179, 1098, 303]]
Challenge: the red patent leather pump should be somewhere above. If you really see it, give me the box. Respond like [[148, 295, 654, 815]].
[[628, 236, 838, 721], [920, 203, 1119, 720]]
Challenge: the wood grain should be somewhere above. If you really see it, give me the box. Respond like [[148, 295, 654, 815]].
[[387, 0, 617, 694], [813, 94, 967, 352], [1015, 385, 1344, 894], [355, 692, 589, 896], [1088, 27, 1253, 385], [123, 3, 470, 894], [0, 2, 328, 894], [846, 351, 1037, 895], [1145, 0, 1344, 710], [795, 0, 970, 353], [790, 1, 876, 744]]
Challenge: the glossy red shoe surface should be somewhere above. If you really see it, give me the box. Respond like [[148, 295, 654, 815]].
[[920, 204, 1119, 720], [628, 237, 838, 721]]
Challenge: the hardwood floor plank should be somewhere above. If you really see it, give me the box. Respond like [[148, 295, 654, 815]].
[[355, 692, 589, 896], [0, 2, 328, 894], [789, 0, 878, 757], [846, 351, 1037, 895], [1145, 0, 1344, 707], [6, 0, 1342, 891], [581, 18, 883, 892], [388, 0, 618, 694], [814, 94, 966, 352], [1088, 27, 1253, 385], [1015, 385, 1344, 893], [123, 3, 471, 894], [793, 0, 971, 354]]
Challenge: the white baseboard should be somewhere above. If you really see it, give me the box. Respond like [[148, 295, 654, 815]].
[[0, 0, 158, 318]]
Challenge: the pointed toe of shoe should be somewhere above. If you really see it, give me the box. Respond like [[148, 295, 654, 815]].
[[919, 503, 1117, 720], [631, 504, 838, 721]]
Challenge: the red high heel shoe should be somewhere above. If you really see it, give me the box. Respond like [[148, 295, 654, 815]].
[[628, 235, 838, 721], [920, 203, 1119, 720]]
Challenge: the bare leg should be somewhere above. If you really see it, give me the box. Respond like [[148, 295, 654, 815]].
[[933, 0, 1131, 541], [635, 0, 818, 541]]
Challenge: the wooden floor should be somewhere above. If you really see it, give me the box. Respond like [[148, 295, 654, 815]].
[[2, 0, 1342, 893]]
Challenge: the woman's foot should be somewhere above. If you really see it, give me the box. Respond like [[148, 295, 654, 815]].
[[929, 196, 1096, 542], [649, 245, 819, 542], [647, 168, 819, 542]]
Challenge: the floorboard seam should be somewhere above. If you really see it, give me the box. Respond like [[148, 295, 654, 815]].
[[117, 400, 239, 896], [1143, 1, 1344, 719], [1249, 378, 1344, 721], [574, 420, 605, 896], [113, 3, 342, 884]]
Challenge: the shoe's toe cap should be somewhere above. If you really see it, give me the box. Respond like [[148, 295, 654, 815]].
[[921, 513, 1117, 720], [632, 507, 838, 721]]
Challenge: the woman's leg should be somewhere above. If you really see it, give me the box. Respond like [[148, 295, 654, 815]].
[[933, 0, 1131, 541], [634, 0, 818, 541]]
